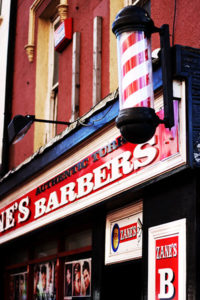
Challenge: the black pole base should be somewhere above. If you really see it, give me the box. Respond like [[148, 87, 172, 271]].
[[116, 107, 161, 144]]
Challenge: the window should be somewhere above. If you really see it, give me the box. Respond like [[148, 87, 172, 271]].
[[34, 7, 61, 151], [9, 271, 28, 300], [4, 226, 92, 300]]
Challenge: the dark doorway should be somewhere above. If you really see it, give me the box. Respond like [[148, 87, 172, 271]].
[[103, 259, 142, 299]]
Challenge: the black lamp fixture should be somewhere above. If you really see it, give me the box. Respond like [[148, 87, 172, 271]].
[[8, 115, 71, 144], [112, 5, 174, 144]]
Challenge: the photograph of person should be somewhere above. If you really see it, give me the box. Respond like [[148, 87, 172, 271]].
[[82, 260, 91, 296], [40, 265, 47, 294], [73, 262, 81, 297], [19, 274, 27, 300], [34, 261, 56, 300], [64, 264, 72, 297], [47, 262, 54, 296], [33, 265, 40, 299]]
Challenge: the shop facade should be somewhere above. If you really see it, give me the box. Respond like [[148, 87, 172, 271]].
[[1, 0, 200, 298], [0, 45, 200, 299]]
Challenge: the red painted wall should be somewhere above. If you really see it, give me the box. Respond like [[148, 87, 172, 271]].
[[9, 0, 109, 170], [9, 0, 200, 171], [151, 0, 200, 50], [57, 0, 110, 133], [9, 0, 36, 169]]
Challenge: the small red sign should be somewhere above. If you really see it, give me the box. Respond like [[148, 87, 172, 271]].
[[54, 18, 72, 52], [120, 222, 137, 244], [155, 236, 179, 300]]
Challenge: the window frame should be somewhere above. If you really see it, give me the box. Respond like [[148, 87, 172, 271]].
[[47, 16, 60, 140]]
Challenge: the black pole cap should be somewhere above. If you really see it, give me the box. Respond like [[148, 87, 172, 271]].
[[112, 5, 155, 37], [116, 107, 161, 144]]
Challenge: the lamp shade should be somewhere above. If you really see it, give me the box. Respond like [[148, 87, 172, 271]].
[[8, 115, 34, 144]]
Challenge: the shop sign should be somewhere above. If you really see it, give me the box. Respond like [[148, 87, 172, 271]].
[[148, 219, 186, 300], [105, 203, 142, 264], [54, 18, 73, 52], [0, 82, 186, 244]]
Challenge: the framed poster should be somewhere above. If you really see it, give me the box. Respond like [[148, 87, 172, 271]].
[[105, 202, 143, 264], [148, 219, 186, 300], [33, 260, 56, 299], [9, 271, 27, 300], [64, 258, 91, 299]]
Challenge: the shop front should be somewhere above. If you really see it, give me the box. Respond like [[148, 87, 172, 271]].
[[1, 45, 200, 300]]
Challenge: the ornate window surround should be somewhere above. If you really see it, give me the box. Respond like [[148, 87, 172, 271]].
[[25, 0, 68, 62]]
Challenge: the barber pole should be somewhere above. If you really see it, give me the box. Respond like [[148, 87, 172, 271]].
[[117, 30, 154, 110]]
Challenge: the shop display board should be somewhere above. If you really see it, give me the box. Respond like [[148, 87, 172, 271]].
[[64, 258, 91, 299], [9, 271, 27, 300], [148, 219, 186, 300], [105, 202, 143, 264]]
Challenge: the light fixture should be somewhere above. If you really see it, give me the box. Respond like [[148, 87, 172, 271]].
[[8, 115, 71, 144], [112, 5, 174, 144]]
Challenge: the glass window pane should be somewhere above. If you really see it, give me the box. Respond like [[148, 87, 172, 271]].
[[65, 229, 92, 252], [6, 248, 28, 266], [9, 272, 27, 300], [53, 50, 59, 86], [34, 239, 57, 258]]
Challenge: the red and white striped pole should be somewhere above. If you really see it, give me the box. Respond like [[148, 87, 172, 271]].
[[112, 6, 161, 144], [117, 31, 154, 110]]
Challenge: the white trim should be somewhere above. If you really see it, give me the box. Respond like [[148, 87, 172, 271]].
[[148, 219, 186, 300], [46, 17, 60, 141], [71, 32, 80, 122], [93, 16, 102, 106]]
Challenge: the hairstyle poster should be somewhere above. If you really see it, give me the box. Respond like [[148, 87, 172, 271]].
[[33, 260, 56, 300], [9, 271, 27, 300], [64, 258, 91, 299]]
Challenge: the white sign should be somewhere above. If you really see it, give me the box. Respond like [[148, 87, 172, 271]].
[[105, 202, 143, 264]]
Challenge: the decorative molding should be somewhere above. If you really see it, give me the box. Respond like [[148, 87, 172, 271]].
[[24, 44, 35, 62], [24, 0, 45, 62], [25, 0, 68, 62], [57, 3, 68, 22]]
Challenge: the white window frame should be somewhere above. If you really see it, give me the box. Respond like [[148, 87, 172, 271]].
[[46, 16, 60, 142]]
